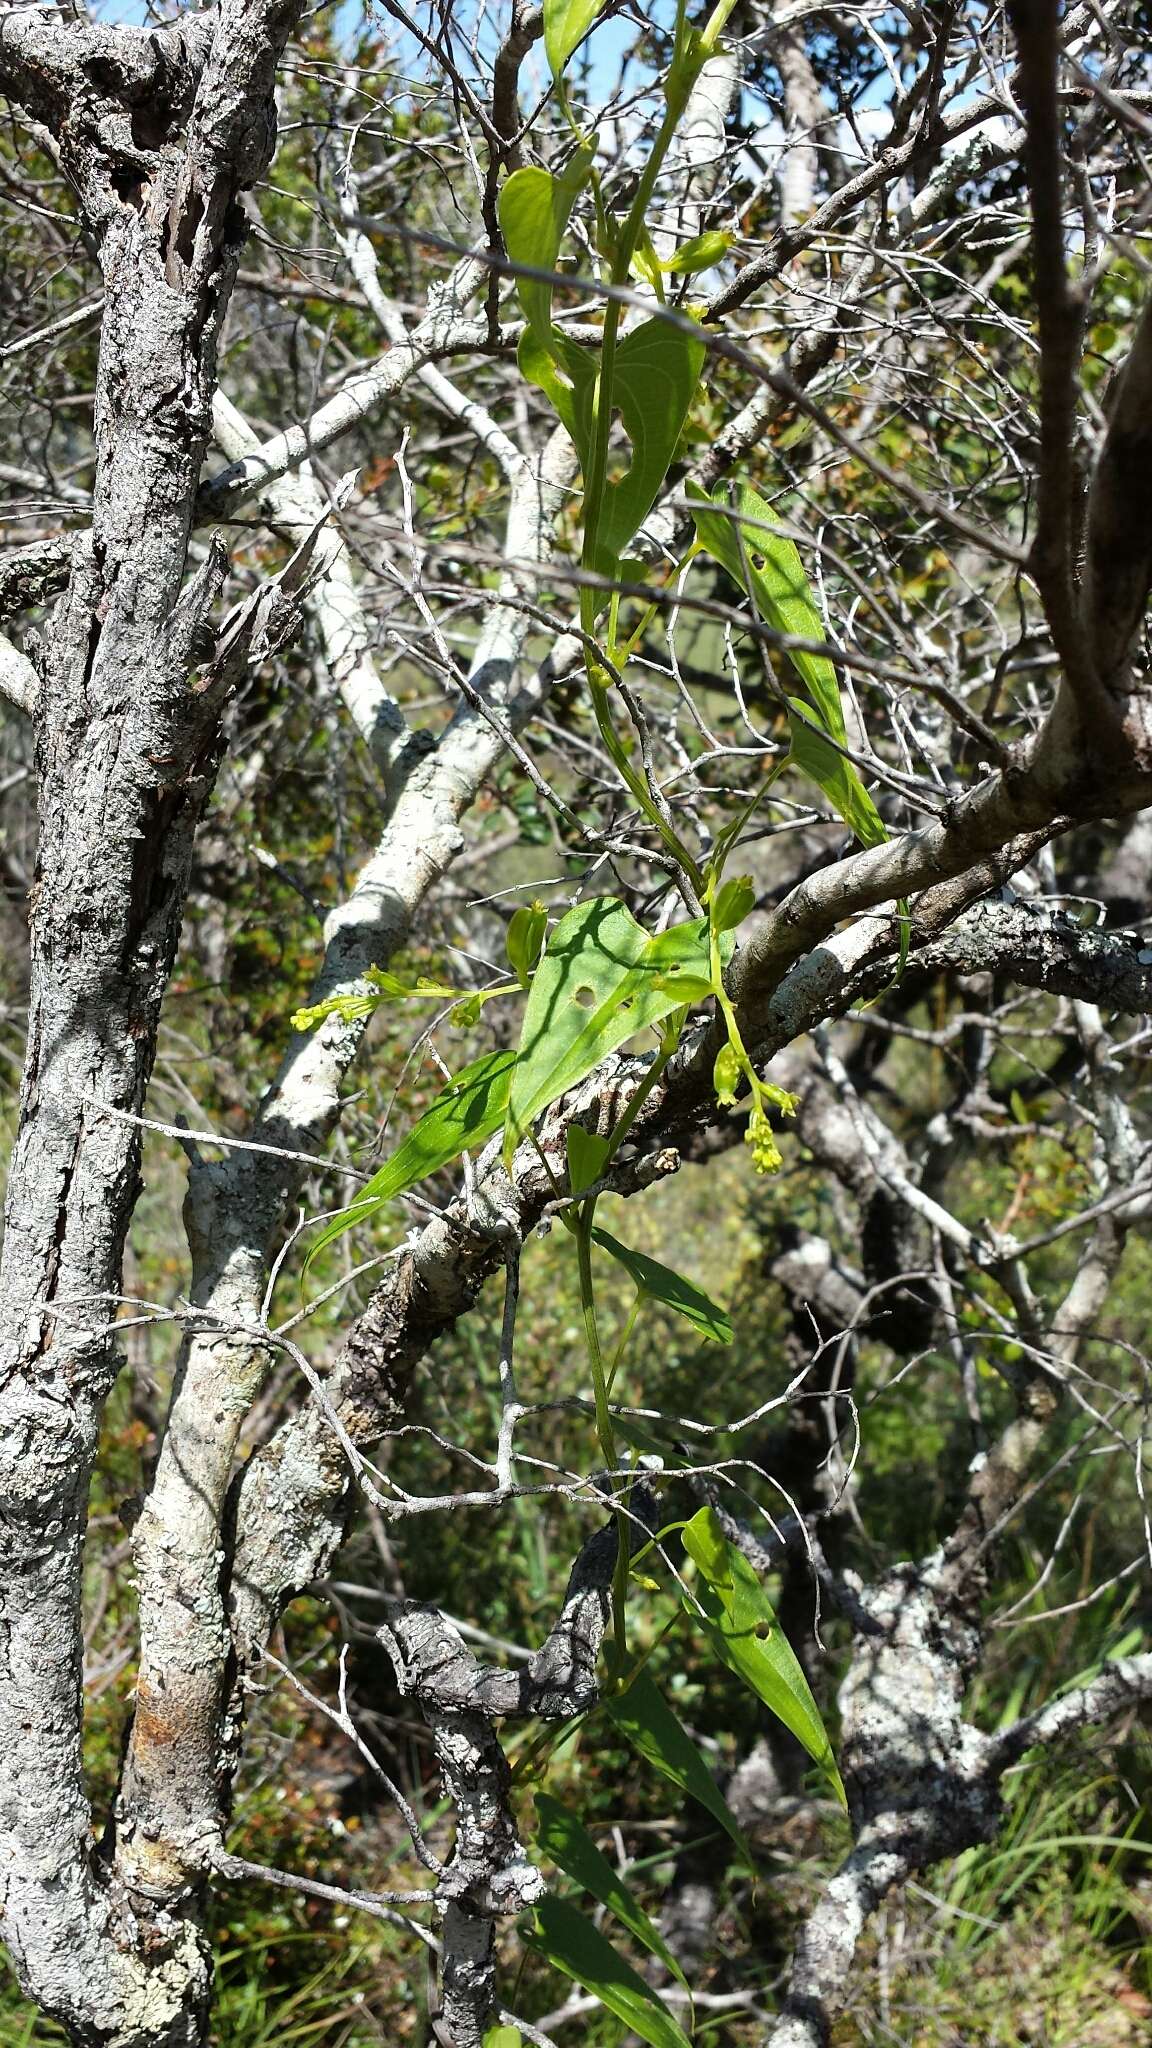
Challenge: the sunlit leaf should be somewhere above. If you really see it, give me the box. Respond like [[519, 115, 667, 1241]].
[[498, 144, 596, 349], [592, 1227, 733, 1345], [483, 2030, 522, 2048], [631, 225, 665, 295], [682, 1506, 846, 1807], [543, 0, 607, 81], [710, 874, 756, 932], [534, 1794, 688, 1990], [788, 702, 886, 849], [305, 1049, 516, 1266], [519, 318, 705, 584], [605, 1668, 750, 1863], [530, 1897, 691, 2048], [586, 319, 708, 578], [688, 479, 887, 847], [503, 898, 716, 1165], [663, 228, 733, 274]]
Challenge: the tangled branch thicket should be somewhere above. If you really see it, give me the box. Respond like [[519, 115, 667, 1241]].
[[1, 0, 1152, 2043]]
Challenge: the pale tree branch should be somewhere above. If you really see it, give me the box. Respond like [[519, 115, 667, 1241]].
[[0, 0, 307, 2029], [118, 421, 576, 1902], [0, 631, 38, 714], [196, 260, 496, 521], [212, 387, 411, 778]]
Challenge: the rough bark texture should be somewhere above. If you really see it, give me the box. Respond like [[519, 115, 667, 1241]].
[[0, 2, 300, 2037]]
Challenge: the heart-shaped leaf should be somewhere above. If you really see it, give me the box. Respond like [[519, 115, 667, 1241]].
[[519, 318, 705, 586], [567, 1122, 611, 1195], [543, 0, 606, 81], [499, 144, 596, 350]]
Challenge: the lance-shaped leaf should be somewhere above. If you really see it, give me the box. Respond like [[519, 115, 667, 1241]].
[[498, 144, 596, 350], [788, 701, 887, 850], [592, 1227, 733, 1345], [688, 479, 886, 847], [682, 1506, 846, 1808], [605, 1668, 750, 1864], [305, 1048, 516, 1266], [503, 898, 716, 1165], [534, 1794, 688, 1991], [530, 1897, 692, 2048]]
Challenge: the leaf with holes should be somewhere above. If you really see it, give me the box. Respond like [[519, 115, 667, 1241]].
[[503, 898, 717, 1166], [682, 1506, 846, 1807]]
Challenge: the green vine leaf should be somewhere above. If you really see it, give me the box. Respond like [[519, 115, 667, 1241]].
[[542, 0, 607, 82], [529, 1897, 692, 2048], [663, 227, 733, 274], [688, 479, 887, 848], [498, 144, 596, 351], [520, 319, 706, 583], [604, 1668, 751, 1864], [682, 1506, 847, 1807], [787, 702, 887, 851], [710, 874, 756, 932], [305, 1048, 517, 1267], [566, 1122, 611, 1195], [534, 1793, 689, 1992], [592, 1227, 733, 1345], [503, 898, 716, 1166], [593, 319, 707, 576], [507, 901, 549, 989]]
